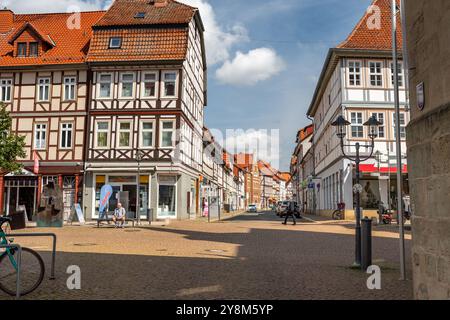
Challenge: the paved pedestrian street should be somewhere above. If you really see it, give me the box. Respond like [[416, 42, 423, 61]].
[[2, 212, 413, 300]]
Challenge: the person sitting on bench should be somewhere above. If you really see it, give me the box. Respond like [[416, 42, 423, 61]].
[[112, 203, 126, 228]]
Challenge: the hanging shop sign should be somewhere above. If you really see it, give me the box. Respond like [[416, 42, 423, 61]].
[[417, 82, 425, 111]]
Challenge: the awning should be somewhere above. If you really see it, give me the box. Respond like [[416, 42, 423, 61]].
[[357, 164, 408, 174]]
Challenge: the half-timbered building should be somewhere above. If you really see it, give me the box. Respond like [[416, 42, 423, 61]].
[[83, 0, 207, 220], [0, 9, 104, 219]]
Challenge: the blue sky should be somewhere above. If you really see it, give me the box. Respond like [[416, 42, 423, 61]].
[[201, 0, 373, 171], [3, 0, 373, 171]]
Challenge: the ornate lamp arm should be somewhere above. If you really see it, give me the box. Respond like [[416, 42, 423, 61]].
[[360, 138, 376, 162]]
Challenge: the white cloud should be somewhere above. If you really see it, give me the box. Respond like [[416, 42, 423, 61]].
[[216, 48, 285, 86], [0, 0, 111, 13], [178, 0, 247, 66], [221, 129, 280, 169]]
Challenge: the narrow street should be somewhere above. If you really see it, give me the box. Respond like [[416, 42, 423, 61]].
[[8, 211, 413, 300]]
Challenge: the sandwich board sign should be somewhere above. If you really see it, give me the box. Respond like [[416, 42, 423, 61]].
[[74, 203, 85, 224]]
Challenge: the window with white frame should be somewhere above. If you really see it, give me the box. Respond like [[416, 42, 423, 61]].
[[390, 62, 404, 87], [348, 61, 361, 86], [60, 123, 73, 149], [98, 73, 112, 98], [117, 121, 132, 148], [350, 112, 364, 138], [162, 71, 177, 97], [64, 76, 76, 101], [371, 112, 385, 138], [38, 77, 50, 101], [393, 112, 407, 139], [34, 123, 47, 149], [0, 79, 12, 102], [369, 61, 383, 87], [141, 72, 157, 98], [120, 73, 134, 98], [95, 121, 109, 148], [160, 120, 175, 148], [140, 120, 154, 148]]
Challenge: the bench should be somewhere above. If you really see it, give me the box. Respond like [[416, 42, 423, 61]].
[[93, 217, 136, 228]]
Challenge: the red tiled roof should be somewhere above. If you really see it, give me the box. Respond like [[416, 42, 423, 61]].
[[86, 27, 188, 62], [94, 0, 196, 27], [86, 0, 199, 63], [234, 153, 253, 169], [279, 172, 291, 182], [0, 11, 105, 67], [338, 0, 402, 51]]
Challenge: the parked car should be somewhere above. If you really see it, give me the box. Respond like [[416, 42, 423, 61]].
[[247, 204, 257, 213], [276, 201, 290, 216]]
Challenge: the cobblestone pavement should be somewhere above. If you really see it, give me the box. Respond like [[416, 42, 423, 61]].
[[1, 211, 413, 300]]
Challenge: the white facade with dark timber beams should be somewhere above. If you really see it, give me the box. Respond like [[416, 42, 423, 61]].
[[82, 0, 207, 221]]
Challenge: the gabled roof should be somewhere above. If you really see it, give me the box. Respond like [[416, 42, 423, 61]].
[[307, 0, 403, 117], [7, 22, 55, 47], [86, 27, 188, 62], [94, 0, 197, 28], [0, 11, 105, 67], [87, 0, 204, 64], [338, 0, 402, 51]]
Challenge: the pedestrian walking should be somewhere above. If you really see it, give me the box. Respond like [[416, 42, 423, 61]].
[[282, 201, 296, 225]]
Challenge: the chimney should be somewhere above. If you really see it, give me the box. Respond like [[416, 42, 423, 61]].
[[154, 0, 169, 8], [0, 8, 13, 34]]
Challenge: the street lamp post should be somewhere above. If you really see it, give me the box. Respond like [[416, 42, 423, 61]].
[[332, 115, 381, 267], [136, 150, 144, 226]]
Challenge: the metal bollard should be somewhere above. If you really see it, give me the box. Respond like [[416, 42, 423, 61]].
[[361, 217, 373, 271]]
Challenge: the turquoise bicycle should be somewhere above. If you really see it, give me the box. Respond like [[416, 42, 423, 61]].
[[0, 216, 45, 296]]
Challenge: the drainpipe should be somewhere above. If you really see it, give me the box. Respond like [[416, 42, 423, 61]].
[[307, 115, 316, 215]]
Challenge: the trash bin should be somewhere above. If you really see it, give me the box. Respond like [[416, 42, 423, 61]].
[[9, 211, 27, 230]]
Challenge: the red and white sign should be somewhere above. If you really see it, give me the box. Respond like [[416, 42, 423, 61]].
[[33, 151, 39, 174]]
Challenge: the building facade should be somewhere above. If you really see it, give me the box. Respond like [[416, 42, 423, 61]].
[[290, 125, 314, 207], [0, 9, 104, 220], [306, 0, 409, 219], [0, 0, 208, 222], [405, 0, 450, 299], [83, 0, 207, 221]]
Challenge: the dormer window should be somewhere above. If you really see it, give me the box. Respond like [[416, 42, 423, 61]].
[[17, 42, 27, 57], [134, 12, 146, 19], [109, 37, 122, 49], [29, 42, 38, 56]]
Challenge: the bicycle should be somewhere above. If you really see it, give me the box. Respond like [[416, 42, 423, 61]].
[[332, 203, 346, 220], [0, 216, 45, 296]]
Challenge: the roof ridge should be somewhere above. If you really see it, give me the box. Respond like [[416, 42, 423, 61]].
[[337, 0, 378, 49], [14, 10, 106, 17]]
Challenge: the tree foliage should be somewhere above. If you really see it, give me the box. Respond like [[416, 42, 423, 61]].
[[0, 103, 26, 173]]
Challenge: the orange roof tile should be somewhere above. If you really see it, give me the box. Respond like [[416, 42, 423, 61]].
[[338, 0, 402, 51], [0, 11, 105, 67], [86, 27, 188, 62], [94, 0, 196, 27]]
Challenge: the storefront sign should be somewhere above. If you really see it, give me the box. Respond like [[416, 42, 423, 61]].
[[417, 82, 425, 111], [99, 184, 113, 214]]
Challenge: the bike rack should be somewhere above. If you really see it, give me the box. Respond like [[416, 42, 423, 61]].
[[0, 243, 22, 299], [5, 233, 57, 280]]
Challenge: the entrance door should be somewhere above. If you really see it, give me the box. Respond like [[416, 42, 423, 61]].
[[123, 185, 137, 218], [18, 187, 35, 221]]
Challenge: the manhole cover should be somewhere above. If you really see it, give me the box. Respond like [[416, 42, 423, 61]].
[[73, 243, 97, 247], [156, 249, 167, 252], [124, 229, 141, 233], [206, 249, 226, 253]]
